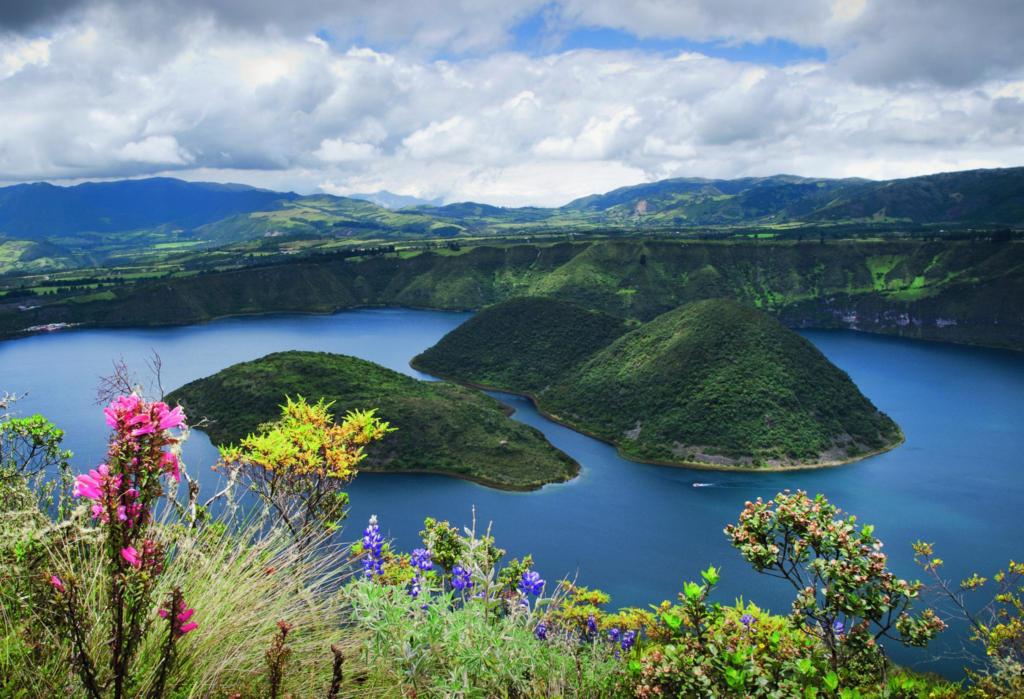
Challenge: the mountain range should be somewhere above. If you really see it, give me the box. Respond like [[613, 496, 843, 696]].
[[1, 167, 1022, 271]]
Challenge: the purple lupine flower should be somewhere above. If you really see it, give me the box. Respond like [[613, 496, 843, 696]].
[[362, 515, 384, 578], [740, 613, 756, 627], [833, 620, 845, 636], [409, 575, 421, 599], [608, 628, 620, 643], [621, 629, 637, 652], [452, 566, 473, 590], [534, 621, 548, 641], [411, 548, 433, 571], [518, 571, 544, 596], [587, 613, 598, 635]]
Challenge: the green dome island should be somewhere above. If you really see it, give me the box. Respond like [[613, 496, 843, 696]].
[[165, 351, 578, 490], [412, 297, 903, 470]]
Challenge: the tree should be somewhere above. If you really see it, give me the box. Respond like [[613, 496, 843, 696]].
[[725, 490, 945, 676], [217, 396, 390, 547]]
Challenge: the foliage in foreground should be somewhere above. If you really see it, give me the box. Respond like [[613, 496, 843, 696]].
[[0, 392, 1021, 697]]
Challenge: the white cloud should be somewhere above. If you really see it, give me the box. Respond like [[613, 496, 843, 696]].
[[1, 36, 51, 78], [315, 138, 380, 162], [0, 1, 1022, 205], [401, 117, 475, 160], [117, 136, 193, 165]]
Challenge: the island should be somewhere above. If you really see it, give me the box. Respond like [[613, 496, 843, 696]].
[[165, 351, 579, 490], [412, 298, 904, 469]]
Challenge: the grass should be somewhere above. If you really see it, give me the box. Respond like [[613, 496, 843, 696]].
[[1, 497, 366, 698]]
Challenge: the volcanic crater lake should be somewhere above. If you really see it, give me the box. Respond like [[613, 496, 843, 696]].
[[2, 308, 1023, 678]]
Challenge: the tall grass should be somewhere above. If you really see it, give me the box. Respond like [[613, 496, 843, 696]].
[[1, 499, 371, 698]]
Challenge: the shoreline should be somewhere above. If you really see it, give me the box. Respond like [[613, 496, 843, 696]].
[[356, 466, 570, 493], [409, 361, 907, 474], [2, 301, 1022, 355]]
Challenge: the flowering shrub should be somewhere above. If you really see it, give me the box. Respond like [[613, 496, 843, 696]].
[[43, 395, 190, 699], [217, 396, 389, 547], [725, 490, 946, 678], [2, 396, 370, 698]]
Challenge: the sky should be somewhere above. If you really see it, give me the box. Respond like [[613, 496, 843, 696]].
[[1, 0, 1023, 207]]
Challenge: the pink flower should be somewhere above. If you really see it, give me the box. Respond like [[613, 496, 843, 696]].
[[126, 413, 150, 427], [51, 576, 64, 592], [159, 602, 198, 637], [73, 465, 108, 501], [158, 405, 185, 431], [131, 424, 156, 438], [121, 547, 142, 567], [162, 452, 181, 482]]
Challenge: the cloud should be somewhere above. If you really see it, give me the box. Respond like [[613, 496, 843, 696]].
[[117, 136, 193, 164], [315, 138, 380, 162], [0, 1, 1022, 205]]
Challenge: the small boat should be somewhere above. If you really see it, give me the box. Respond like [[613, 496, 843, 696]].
[[693, 482, 713, 488]]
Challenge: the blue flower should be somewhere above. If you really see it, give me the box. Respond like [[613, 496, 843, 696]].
[[452, 565, 473, 590], [534, 621, 548, 641], [620, 629, 637, 652], [740, 613, 756, 627], [518, 571, 544, 596], [833, 620, 845, 636], [411, 548, 433, 571], [409, 575, 421, 599], [587, 614, 598, 635], [608, 628, 620, 643], [361, 515, 384, 578]]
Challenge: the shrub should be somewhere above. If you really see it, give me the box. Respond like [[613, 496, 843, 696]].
[[216, 396, 389, 547], [725, 490, 946, 678]]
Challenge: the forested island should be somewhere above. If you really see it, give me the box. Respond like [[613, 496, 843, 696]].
[[166, 351, 578, 490], [414, 298, 903, 469]]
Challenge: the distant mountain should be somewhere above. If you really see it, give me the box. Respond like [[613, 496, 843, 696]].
[[0, 178, 298, 241], [790, 167, 1024, 225], [562, 168, 1024, 226], [3, 167, 1022, 263], [346, 190, 444, 209]]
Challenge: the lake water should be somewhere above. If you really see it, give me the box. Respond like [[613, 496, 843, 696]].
[[2, 308, 1022, 679]]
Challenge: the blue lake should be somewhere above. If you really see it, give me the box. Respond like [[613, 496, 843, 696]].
[[2, 308, 1022, 679]]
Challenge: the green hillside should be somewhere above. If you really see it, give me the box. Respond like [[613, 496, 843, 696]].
[[3, 239, 1022, 351], [165, 351, 578, 490], [415, 299, 902, 469], [562, 168, 1024, 226], [412, 297, 634, 393]]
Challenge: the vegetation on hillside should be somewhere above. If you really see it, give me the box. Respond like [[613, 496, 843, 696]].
[[412, 296, 633, 394], [165, 351, 578, 490], [5, 238, 1020, 351], [3, 392, 1019, 697], [1, 167, 1022, 272], [416, 298, 902, 468]]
